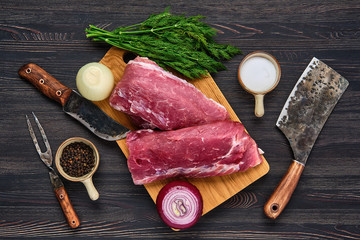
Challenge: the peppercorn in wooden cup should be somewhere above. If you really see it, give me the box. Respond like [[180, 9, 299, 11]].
[[55, 137, 100, 201]]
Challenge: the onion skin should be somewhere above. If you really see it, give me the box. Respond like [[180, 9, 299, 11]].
[[156, 181, 203, 230], [76, 62, 114, 101]]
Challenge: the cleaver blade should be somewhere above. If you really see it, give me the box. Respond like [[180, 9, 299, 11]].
[[19, 63, 130, 141], [264, 57, 349, 219]]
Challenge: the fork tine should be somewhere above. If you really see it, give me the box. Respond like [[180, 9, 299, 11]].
[[31, 112, 52, 156], [26, 114, 43, 157]]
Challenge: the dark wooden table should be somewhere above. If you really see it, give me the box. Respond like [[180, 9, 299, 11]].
[[1, 1, 359, 239]]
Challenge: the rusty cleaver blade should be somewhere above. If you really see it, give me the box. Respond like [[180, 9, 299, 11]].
[[264, 57, 349, 219], [19, 63, 130, 141]]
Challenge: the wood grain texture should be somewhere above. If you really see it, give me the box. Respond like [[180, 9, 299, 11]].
[[0, 0, 359, 239]]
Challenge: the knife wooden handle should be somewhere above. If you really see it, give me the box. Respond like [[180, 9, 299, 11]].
[[264, 160, 304, 219], [18, 63, 72, 106], [54, 186, 80, 228]]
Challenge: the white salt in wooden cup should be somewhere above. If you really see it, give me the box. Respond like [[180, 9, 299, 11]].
[[238, 51, 281, 117]]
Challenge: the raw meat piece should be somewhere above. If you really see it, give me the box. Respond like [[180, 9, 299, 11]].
[[109, 56, 229, 130], [126, 120, 263, 185]]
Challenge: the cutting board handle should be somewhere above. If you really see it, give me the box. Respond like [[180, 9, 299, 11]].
[[264, 160, 304, 219], [18, 63, 72, 106]]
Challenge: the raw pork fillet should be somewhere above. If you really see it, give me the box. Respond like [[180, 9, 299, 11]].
[[109, 57, 229, 130], [126, 120, 263, 185]]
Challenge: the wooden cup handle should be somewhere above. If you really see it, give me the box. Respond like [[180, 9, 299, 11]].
[[54, 186, 80, 228], [18, 63, 72, 106], [264, 160, 304, 219]]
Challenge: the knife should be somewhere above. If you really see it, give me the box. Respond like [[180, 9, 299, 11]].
[[264, 57, 349, 219], [19, 63, 130, 141]]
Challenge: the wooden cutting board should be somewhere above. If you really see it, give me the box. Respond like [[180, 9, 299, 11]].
[[95, 47, 269, 215]]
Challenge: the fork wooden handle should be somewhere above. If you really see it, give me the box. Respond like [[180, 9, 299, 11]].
[[54, 186, 80, 228]]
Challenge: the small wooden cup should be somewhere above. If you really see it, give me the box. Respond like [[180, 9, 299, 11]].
[[238, 51, 281, 117], [55, 137, 100, 201]]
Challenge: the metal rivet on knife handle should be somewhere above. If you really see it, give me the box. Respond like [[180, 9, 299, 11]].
[[18, 63, 72, 106]]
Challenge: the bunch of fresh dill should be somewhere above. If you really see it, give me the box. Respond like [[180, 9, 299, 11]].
[[85, 8, 242, 79]]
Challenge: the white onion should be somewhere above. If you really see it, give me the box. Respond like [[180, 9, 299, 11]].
[[76, 62, 114, 101]]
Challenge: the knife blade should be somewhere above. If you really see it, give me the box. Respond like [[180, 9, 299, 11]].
[[19, 63, 130, 141], [264, 57, 349, 219]]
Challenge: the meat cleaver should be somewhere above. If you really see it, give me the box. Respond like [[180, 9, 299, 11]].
[[19, 63, 130, 141], [264, 57, 349, 219]]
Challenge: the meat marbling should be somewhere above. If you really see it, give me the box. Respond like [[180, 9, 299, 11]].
[[109, 56, 229, 130], [126, 120, 263, 185]]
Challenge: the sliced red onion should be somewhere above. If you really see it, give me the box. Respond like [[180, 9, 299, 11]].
[[156, 181, 203, 230]]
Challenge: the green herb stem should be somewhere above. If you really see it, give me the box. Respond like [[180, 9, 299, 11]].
[[85, 9, 241, 79]]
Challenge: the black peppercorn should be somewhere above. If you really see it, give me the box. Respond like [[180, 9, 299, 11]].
[[60, 142, 95, 177]]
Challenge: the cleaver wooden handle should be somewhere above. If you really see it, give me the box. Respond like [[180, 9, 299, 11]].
[[264, 160, 304, 219], [18, 63, 72, 106]]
